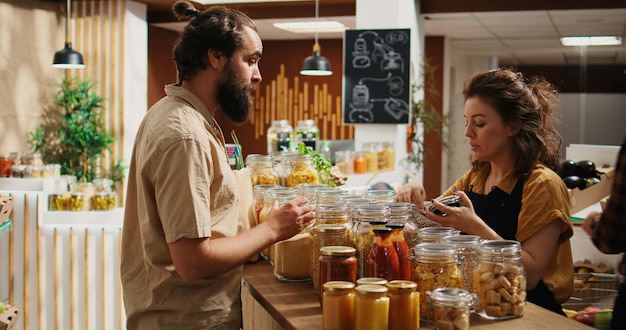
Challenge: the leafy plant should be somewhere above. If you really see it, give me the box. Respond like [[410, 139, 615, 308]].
[[27, 78, 119, 183], [399, 62, 449, 174], [296, 143, 335, 187]]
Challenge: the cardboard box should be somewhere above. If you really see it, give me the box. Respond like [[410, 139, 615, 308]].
[[0, 305, 19, 330], [568, 167, 615, 215]]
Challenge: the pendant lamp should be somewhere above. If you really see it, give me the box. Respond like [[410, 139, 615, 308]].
[[52, 0, 85, 69], [300, 0, 332, 76]]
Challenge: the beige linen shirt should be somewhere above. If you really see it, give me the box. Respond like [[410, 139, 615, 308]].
[[121, 85, 241, 329], [443, 164, 574, 304]]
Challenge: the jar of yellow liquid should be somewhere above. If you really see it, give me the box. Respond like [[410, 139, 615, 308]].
[[322, 281, 355, 330], [387, 280, 419, 330], [354, 284, 389, 330]]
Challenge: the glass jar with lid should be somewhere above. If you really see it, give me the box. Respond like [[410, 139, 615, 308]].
[[383, 202, 418, 248], [295, 183, 329, 204], [366, 227, 400, 281], [273, 230, 311, 282], [379, 141, 395, 170], [281, 154, 319, 187], [387, 280, 420, 330], [319, 246, 357, 297], [322, 281, 355, 330], [334, 151, 354, 175], [246, 154, 280, 186], [315, 203, 351, 226], [315, 187, 350, 204], [294, 119, 319, 151], [441, 235, 481, 293], [356, 277, 388, 286], [310, 225, 351, 296], [411, 243, 463, 319], [353, 151, 367, 174], [258, 187, 299, 261], [267, 119, 293, 155], [354, 284, 389, 330], [0, 155, 11, 177], [428, 287, 477, 329], [417, 226, 459, 244], [351, 205, 390, 278], [473, 240, 526, 320], [366, 189, 396, 203], [386, 223, 411, 280], [362, 142, 381, 173]]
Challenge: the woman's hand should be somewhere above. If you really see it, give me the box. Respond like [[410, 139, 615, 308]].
[[423, 191, 498, 239], [395, 181, 427, 209], [582, 211, 601, 236]]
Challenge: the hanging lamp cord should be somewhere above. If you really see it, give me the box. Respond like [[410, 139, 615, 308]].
[[314, 0, 319, 46], [64, 0, 71, 43]]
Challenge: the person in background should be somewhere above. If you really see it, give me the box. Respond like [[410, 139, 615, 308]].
[[582, 136, 626, 329], [120, 1, 315, 329], [396, 68, 573, 315]]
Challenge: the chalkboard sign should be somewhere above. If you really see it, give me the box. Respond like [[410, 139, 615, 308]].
[[343, 29, 410, 124]]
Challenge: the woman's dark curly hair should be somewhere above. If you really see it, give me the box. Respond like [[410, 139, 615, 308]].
[[171, 1, 257, 84], [463, 68, 563, 179]]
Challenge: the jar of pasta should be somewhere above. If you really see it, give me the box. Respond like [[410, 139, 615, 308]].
[[319, 246, 357, 298], [411, 243, 463, 320], [428, 287, 477, 330], [473, 240, 526, 320], [322, 281, 355, 330], [281, 154, 319, 187], [246, 154, 280, 186], [387, 280, 419, 330], [417, 226, 458, 244], [310, 225, 351, 296], [441, 235, 481, 293], [362, 142, 381, 173], [355, 284, 389, 330]]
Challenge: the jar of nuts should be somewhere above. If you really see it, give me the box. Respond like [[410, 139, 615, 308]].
[[473, 240, 526, 320], [440, 235, 481, 294], [411, 243, 463, 320], [428, 287, 477, 330]]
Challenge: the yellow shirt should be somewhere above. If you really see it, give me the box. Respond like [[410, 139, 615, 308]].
[[443, 164, 574, 303], [121, 85, 241, 329]]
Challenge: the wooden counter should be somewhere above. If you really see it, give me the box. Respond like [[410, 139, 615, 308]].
[[242, 261, 592, 330]]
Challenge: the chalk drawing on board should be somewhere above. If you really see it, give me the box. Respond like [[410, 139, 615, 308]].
[[370, 97, 409, 121], [348, 73, 395, 123], [352, 31, 374, 69]]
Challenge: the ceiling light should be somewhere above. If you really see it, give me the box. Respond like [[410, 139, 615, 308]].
[[52, 0, 84, 69], [273, 20, 345, 34], [560, 36, 622, 47], [300, 0, 332, 76]]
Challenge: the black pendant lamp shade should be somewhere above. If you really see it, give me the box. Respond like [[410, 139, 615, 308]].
[[52, 42, 85, 69], [52, 0, 85, 69], [300, 43, 332, 76]]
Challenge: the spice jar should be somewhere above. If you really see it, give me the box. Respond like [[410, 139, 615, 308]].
[[0, 155, 11, 177], [267, 119, 293, 155], [351, 205, 390, 278], [383, 202, 418, 248], [281, 154, 319, 187], [411, 243, 463, 319], [473, 240, 526, 320], [354, 284, 389, 330], [319, 246, 357, 298], [387, 280, 419, 330], [386, 223, 411, 280], [417, 226, 459, 244], [310, 225, 351, 296], [428, 287, 477, 329], [246, 154, 280, 186], [366, 227, 400, 281], [322, 281, 355, 330], [441, 235, 481, 293], [294, 119, 319, 151], [353, 151, 367, 174]]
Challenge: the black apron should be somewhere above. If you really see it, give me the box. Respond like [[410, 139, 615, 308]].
[[467, 180, 566, 316]]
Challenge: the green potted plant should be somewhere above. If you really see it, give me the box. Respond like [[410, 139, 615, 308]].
[[27, 77, 122, 184]]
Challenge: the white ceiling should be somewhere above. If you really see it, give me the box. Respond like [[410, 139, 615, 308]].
[[152, 7, 626, 66]]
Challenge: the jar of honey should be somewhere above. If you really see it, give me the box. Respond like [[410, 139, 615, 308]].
[[411, 243, 463, 320], [356, 277, 388, 286], [473, 240, 526, 320], [354, 284, 389, 330], [387, 280, 419, 330], [319, 246, 357, 298], [322, 281, 355, 330]]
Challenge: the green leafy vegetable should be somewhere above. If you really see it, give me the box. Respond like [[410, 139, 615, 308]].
[[296, 143, 335, 186], [230, 131, 245, 170]]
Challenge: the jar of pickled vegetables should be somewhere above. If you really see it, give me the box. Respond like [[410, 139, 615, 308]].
[[319, 246, 357, 298], [411, 243, 463, 320], [246, 154, 280, 186], [441, 235, 481, 293], [351, 205, 390, 278], [428, 287, 477, 330], [70, 192, 84, 211], [354, 284, 389, 330], [366, 227, 399, 281], [473, 240, 526, 320], [93, 192, 116, 210], [387, 280, 419, 330], [322, 281, 355, 330], [0, 155, 11, 177], [281, 154, 319, 187]]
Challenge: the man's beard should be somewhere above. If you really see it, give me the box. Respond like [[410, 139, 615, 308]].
[[217, 62, 255, 124]]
